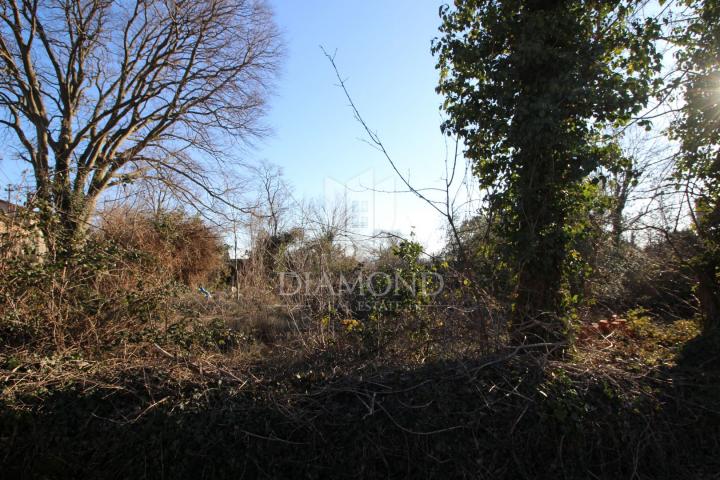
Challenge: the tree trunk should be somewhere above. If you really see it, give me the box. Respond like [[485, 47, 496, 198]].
[[37, 194, 94, 259], [512, 263, 566, 344], [693, 195, 720, 335], [509, 175, 569, 346], [696, 263, 720, 334], [611, 203, 624, 249]]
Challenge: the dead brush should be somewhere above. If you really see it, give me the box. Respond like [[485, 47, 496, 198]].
[[99, 207, 227, 288], [0, 205, 233, 354], [218, 248, 294, 343], [0, 235, 183, 353], [2, 336, 718, 480]]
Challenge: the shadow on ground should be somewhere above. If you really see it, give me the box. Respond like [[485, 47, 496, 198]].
[[2, 342, 720, 480]]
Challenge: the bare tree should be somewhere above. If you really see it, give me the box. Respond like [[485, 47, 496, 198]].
[[600, 127, 675, 248], [0, 0, 282, 254], [251, 161, 291, 238]]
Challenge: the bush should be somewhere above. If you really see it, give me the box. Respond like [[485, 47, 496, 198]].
[[0, 236, 183, 351], [99, 208, 227, 288]]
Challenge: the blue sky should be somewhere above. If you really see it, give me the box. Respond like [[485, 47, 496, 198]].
[[258, 0, 456, 250]]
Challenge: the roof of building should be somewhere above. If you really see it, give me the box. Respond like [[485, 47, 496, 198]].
[[0, 199, 21, 215]]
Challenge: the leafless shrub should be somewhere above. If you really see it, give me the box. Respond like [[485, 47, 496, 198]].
[[98, 207, 227, 288]]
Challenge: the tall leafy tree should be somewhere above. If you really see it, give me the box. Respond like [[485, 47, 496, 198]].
[[433, 0, 660, 343], [671, 0, 720, 333]]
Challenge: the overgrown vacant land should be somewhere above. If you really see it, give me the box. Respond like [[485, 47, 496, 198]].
[[1, 209, 719, 479], [1, 288, 719, 480], [2, 0, 720, 479]]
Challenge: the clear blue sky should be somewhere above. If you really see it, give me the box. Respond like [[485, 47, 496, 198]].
[[258, 0, 454, 250]]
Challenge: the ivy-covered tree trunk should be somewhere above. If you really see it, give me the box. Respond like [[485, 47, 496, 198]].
[[504, 14, 578, 343], [696, 263, 720, 333], [511, 177, 569, 343], [36, 186, 97, 259], [692, 198, 720, 334]]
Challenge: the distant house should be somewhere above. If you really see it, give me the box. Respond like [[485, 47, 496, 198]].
[[0, 199, 19, 215], [0, 199, 46, 259]]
